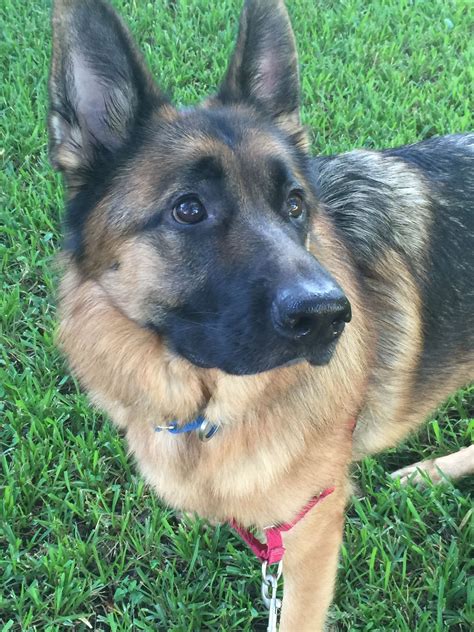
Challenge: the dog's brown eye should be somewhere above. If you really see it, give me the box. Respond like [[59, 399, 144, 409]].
[[287, 192, 304, 219], [173, 197, 207, 224]]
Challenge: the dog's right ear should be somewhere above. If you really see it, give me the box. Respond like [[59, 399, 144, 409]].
[[49, 0, 170, 187]]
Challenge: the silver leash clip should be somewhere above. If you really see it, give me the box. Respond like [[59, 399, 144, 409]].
[[261, 561, 283, 632]]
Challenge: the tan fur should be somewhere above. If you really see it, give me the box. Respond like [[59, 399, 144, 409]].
[[99, 237, 206, 321], [58, 262, 207, 425], [352, 250, 425, 457], [279, 484, 349, 631]]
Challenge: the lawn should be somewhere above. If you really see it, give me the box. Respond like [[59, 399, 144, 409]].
[[1, 0, 473, 630]]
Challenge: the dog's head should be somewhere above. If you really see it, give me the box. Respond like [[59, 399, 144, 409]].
[[49, 0, 351, 376]]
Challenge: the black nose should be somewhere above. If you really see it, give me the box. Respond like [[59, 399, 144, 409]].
[[271, 285, 352, 343]]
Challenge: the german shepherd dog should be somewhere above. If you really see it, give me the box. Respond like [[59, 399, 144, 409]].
[[48, 0, 474, 628]]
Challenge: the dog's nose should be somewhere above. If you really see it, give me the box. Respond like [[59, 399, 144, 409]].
[[271, 285, 352, 343]]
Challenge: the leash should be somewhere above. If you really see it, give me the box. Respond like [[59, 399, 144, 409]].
[[229, 487, 335, 631]]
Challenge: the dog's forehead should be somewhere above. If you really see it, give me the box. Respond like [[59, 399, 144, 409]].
[[137, 106, 302, 188]]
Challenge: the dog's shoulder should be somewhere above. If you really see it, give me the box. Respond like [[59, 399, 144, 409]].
[[311, 133, 474, 264], [313, 133, 474, 383]]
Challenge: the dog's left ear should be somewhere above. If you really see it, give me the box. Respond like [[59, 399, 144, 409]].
[[217, 0, 307, 148]]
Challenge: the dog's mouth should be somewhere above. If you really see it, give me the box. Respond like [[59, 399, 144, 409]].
[[166, 336, 339, 376]]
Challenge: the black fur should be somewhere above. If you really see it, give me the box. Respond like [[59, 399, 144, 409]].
[[388, 136, 474, 382]]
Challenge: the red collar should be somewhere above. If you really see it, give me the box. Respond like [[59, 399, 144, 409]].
[[228, 486, 335, 565]]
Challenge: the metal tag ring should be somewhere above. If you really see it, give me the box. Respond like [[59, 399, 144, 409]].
[[198, 419, 219, 441]]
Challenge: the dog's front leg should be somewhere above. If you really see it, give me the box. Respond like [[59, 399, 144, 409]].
[[278, 488, 347, 632]]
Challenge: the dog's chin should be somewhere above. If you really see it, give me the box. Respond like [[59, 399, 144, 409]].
[[170, 343, 336, 376], [217, 356, 307, 376], [307, 346, 336, 367]]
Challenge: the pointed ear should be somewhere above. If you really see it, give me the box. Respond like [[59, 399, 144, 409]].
[[48, 0, 170, 185], [217, 0, 306, 144]]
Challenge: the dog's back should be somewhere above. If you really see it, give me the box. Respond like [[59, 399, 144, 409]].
[[313, 134, 474, 456], [388, 134, 474, 383]]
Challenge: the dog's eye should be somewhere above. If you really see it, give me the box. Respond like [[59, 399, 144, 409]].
[[287, 192, 305, 219], [172, 197, 207, 224]]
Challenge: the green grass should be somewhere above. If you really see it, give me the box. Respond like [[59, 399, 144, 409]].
[[1, 0, 473, 630]]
